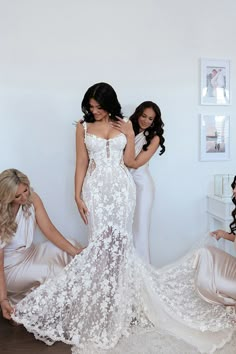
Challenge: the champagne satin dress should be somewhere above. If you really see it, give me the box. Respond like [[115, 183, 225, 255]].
[[1, 205, 75, 305], [129, 132, 154, 263], [195, 243, 236, 306]]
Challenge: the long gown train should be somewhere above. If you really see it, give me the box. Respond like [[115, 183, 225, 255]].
[[12, 126, 236, 353]]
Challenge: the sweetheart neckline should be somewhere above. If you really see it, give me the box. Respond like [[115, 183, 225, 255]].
[[85, 132, 124, 141]]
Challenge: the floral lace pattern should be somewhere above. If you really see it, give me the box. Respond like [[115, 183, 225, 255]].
[[13, 127, 236, 353]]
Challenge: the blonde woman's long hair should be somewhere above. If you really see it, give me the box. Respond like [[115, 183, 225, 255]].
[[0, 169, 32, 245]]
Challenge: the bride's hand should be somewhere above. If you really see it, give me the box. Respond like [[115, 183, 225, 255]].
[[76, 198, 89, 225], [110, 117, 134, 138]]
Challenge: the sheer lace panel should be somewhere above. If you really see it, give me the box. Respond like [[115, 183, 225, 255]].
[[106, 141, 110, 158], [88, 159, 96, 176]]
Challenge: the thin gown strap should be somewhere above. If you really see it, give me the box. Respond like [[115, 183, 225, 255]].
[[82, 121, 87, 133]]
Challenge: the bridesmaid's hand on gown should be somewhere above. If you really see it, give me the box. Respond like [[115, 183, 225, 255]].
[[1, 299, 14, 320], [210, 229, 235, 242], [74, 246, 86, 256]]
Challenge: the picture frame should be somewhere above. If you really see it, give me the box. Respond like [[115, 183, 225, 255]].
[[200, 58, 230, 105], [200, 114, 230, 161]]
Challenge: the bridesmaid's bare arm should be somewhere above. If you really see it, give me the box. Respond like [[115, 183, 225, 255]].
[[0, 249, 14, 319], [32, 193, 83, 256], [210, 230, 235, 242], [111, 118, 160, 169], [127, 135, 160, 169]]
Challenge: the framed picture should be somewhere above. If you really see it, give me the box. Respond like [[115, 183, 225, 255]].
[[200, 58, 230, 105], [200, 114, 230, 161]]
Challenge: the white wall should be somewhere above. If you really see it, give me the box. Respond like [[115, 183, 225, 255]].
[[0, 0, 235, 267]]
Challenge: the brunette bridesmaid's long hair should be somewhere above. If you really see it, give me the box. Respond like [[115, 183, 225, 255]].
[[229, 175, 236, 234], [81, 82, 123, 122], [129, 101, 165, 155]]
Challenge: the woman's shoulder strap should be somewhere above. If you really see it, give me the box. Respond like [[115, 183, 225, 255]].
[[82, 120, 87, 132]]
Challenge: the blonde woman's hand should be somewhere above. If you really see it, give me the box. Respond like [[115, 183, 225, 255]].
[[110, 117, 134, 138], [74, 246, 86, 256], [0, 299, 14, 320], [76, 198, 89, 225]]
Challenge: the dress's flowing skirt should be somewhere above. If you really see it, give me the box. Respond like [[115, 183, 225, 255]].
[[12, 241, 236, 353], [11, 144, 236, 353]]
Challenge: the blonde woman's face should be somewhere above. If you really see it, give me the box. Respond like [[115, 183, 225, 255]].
[[13, 183, 29, 205]]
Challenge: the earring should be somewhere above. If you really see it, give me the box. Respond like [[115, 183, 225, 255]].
[[109, 113, 112, 117]]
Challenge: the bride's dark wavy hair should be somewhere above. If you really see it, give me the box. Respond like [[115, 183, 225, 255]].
[[129, 101, 165, 155], [81, 82, 123, 122], [229, 175, 236, 234]]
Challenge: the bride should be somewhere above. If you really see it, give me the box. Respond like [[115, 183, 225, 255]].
[[12, 82, 236, 354]]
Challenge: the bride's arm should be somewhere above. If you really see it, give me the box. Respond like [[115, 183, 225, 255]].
[[75, 122, 89, 224]]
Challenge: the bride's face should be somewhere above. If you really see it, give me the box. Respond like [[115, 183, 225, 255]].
[[89, 98, 109, 122]]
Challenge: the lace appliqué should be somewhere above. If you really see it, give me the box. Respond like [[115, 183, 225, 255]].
[[106, 141, 110, 158]]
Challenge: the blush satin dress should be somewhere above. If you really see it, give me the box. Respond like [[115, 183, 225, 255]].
[[195, 243, 236, 306], [1, 205, 75, 305]]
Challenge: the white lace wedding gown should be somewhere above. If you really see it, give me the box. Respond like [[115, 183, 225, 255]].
[[12, 126, 236, 354]]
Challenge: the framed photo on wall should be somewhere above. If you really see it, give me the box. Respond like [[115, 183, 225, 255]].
[[200, 114, 230, 161], [200, 58, 230, 105]]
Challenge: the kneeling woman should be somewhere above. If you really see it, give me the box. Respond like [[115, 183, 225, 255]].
[[195, 175, 236, 306], [0, 168, 82, 320]]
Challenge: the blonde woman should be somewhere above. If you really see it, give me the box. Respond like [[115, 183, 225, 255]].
[[0, 168, 82, 321]]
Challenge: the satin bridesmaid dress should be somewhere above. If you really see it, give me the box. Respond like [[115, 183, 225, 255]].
[[129, 132, 155, 263], [1, 205, 75, 305], [195, 244, 236, 306]]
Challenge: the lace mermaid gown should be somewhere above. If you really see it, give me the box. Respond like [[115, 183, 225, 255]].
[[12, 126, 236, 354]]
